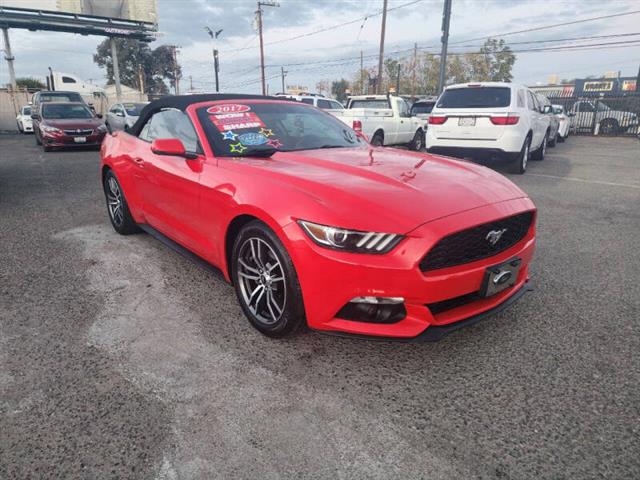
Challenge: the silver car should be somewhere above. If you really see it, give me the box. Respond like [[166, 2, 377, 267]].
[[105, 102, 148, 132]]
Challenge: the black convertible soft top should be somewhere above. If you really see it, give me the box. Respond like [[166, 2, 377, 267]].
[[128, 93, 275, 136]]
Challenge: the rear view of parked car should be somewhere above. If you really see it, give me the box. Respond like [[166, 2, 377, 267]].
[[410, 98, 437, 121], [16, 105, 33, 133], [105, 102, 148, 131], [31, 90, 86, 113], [425, 82, 551, 174], [552, 104, 571, 142]]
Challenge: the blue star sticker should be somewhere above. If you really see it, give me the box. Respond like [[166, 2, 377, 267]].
[[222, 130, 237, 141]]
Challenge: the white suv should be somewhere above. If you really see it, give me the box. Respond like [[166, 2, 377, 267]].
[[425, 82, 551, 174]]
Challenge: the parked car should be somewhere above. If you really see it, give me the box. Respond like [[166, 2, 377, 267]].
[[552, 104, 571, 142], [275, 94, 344, 112], [570, 100, 639, 134], [410, 98, 437, 121], [105, 102, 148, 131], [32, 101, 107, 151], [100, 94, 536, 340], [332, 94, 427, 150], [16, 105, 33, 133], [536, 94, 560, 147], [31, 90, 86, 114], [425, 82, 551, 174]]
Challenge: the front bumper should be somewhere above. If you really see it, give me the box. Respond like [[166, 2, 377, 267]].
[[42, 132, 106, 147], [283, 197, 536, 340]]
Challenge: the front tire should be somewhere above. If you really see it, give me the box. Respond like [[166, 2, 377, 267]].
[[231, 221, 305, 338], [531, 133, 547, 161], [103, 170, 139, 235], [409, 129, 424, 151]]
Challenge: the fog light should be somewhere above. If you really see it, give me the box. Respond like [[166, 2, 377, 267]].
[[350, 296, 404, 305]]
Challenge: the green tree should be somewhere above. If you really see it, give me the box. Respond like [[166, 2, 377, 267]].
[[16, 77, 46, 89], [476, 38, 515, 82], [93, 38, 181, 95], [331, 78, 351, 103]]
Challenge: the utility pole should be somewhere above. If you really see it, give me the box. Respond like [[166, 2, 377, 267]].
[[204, 26, 222, 92], [376, 0, 388, 94], [257, 1, 279, 96], [138, 66, 145, 100], [396, 64, 401, 94], [170, 45, 181, 94], [1, 27, 18, 116], [437, 0, 452, 95], [109, 37, 122, 102], [280, 66, 287, 93], [189, 75, 193, 92], [411, 42, 417, 99], [360, 50, 364, 94]]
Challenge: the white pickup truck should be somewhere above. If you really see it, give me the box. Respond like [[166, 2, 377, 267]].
[[331, 95, 427, 150]]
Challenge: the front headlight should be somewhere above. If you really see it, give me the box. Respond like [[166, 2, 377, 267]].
[[298, 220, 403, 253], [41, 125, 61, 134]]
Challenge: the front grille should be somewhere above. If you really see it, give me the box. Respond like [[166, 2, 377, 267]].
[[63, 129, 93, 136], [419, 211, 534, 272]]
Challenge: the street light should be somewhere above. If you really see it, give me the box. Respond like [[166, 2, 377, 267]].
[[204, 26, 223, 92]]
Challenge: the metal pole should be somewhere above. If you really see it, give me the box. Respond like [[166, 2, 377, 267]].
[[376, 0, 388, 94], [437, 0, 452, 95], [280, 66, 286, 93], [257, 4, 266, 95], [214, 49, 220, 92], [2, 28, 17, 91], [360, 50, 364, 94], [109, 37, 122, 102], [411, 42, 417, 99], [396, 64, 401, 94]]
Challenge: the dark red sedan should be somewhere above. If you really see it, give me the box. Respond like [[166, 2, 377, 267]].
[[100, 94, 536, 340], [32, 102, 107, 151]]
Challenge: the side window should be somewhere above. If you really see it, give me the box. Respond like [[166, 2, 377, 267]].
[[317, 99, 332, 109], [62, 76, 76, 84], [109, 105, 119, 114], [330, 101, 343, 110], [527, 91, 538, 111], [300, 98, 314, 105], [140, 109, 200, 152], [397, 98, 410, 117], [578, 102, 594, 112], [517, 90, 525, 108]]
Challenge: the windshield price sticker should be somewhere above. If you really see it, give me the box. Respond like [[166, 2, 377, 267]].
[[210, 112, 265, 131], [207, 104, 251, 115]]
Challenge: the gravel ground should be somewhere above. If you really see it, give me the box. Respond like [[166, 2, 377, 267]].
[[0, 133, 639, 479]]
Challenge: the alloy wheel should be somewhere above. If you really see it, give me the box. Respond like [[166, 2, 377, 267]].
[[237, 237, 287, 325], [106, 177, 124, 227]]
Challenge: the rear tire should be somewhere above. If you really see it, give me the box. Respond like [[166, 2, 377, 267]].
[[557, 133, 565, 143], [370, 131, 384, 147], [509, 136, 530, 174], [409, 129, 424, 151], [548, 132, 557, 147], [599, 118, 619, 135], [103, 170, 140, 235], [231, 221, 305, 338], [35, 131, 42, 145]]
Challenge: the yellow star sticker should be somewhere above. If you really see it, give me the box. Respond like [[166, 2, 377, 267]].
[[259, 128, 274, 137], [229, 142, 247, 154]]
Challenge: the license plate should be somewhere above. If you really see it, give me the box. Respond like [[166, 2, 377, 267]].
[[480, 258, 521, 298], [458, 117, 476, 127], [74, 137, 87, 143]]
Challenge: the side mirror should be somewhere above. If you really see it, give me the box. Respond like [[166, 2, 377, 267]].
[[151, 138, 198, 159], [96, 113, 103, 119], [543, 105, 552, 114], [116, 111, 125, 117]]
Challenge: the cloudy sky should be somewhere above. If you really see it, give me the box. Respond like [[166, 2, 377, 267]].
[[1, 0, 639, 94]]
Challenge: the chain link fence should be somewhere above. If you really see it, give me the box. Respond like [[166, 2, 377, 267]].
[[550, 94, 640, 137]]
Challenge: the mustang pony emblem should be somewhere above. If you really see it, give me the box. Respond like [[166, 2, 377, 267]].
[[486, 228, 507, 246]]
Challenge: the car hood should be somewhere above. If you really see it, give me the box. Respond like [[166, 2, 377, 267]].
[[42, 118, 102, 129], [234, 146, 529, 233]]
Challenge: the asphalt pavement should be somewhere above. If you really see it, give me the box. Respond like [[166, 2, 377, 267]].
[[1, 133, 639, 479]]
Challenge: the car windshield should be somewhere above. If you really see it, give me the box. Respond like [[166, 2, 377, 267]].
[[437, 87, 511, 108], [349, 99, 390, 109], [42, 104, 93, 119], [22, 106, 31, 115], [123, 103, 145, 116], [197, 101, 365, 156], [40, 93, 83, 103], [411, 102, 435, 114]]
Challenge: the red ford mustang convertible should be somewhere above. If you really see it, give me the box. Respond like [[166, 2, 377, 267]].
[[100, 94, 536, 340]]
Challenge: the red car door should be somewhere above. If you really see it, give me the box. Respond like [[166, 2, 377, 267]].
[[136, 109, 208, 255]]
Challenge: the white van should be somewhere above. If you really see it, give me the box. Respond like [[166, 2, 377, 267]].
[[425, 82, 551, 174]]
